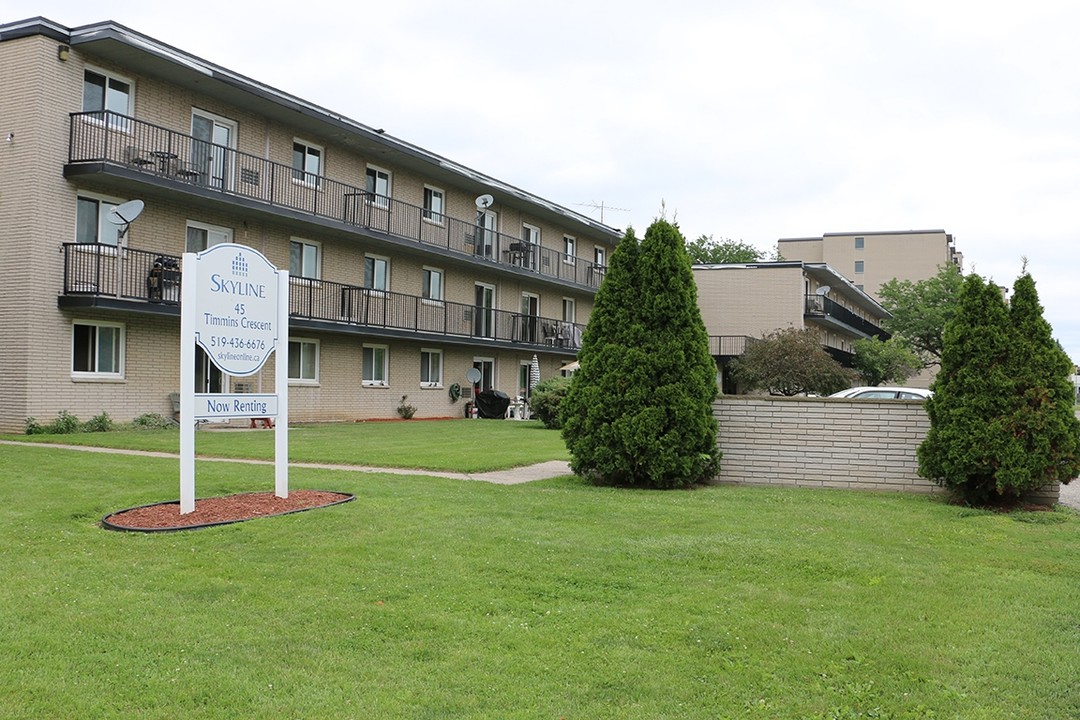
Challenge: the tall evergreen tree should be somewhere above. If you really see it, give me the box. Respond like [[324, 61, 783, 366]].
[[995, 272, 1080, 492], [562, 219, 720, 488], [918, 274, 1015, 503]]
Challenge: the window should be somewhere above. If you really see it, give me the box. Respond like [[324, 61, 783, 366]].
[[520, 293, 540, 343], [72, 321, 123, 377], [191, 110, 236, 190], [365, 255, 389, 292], [562, 297, 576, 323], [82, 69, 131, 126], [472, 358, 495, 392], [522, 223, 540, 246], [422, 267, 443, 301], [854, 236, 865, 249], [366, 166, 391, 207], [186, 222, 232, 252], [591, 246, 607, 286], [854, 260, 865, 274], [76, 195, 122, 246], [288, 338, 319, 383], [290, 239, 320, 279], [420, 349, 443, 387], [423, 186, 444, 224], [363, 345, 389, 386], [563, 235, 577, 264], [292, 140, 322, 187]]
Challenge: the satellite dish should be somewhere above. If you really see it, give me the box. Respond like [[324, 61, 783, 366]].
[[474, 194, 494, 210], [815, 286, 831, 296], [465, 367, 483, 384], [106, 199, 144, 226], [106, 200, 144, 239]]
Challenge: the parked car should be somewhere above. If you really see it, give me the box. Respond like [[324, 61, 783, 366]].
[[828, 386, 932, 400]]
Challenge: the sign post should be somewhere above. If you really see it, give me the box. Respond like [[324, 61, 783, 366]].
[[179, 245, 289, 514]]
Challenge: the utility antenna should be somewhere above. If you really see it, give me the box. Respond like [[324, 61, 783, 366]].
[[575, 201, 628, 224]]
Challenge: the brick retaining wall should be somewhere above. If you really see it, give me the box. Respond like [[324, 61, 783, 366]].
[[712, 396, 1060, 505]]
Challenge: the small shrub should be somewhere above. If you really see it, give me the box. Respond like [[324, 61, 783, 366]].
[[24, 417, 44, 435], [131, 412, 175, 430], [530, 376, 571, 429], [44, 411, 81, 435], [396, 395, 417, 420], [82, 411, 113, 433]]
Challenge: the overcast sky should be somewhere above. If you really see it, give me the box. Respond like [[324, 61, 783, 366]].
[[16, 0, 1080, 363]]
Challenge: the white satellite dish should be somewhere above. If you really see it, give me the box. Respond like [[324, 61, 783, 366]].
[[474, 194, 494, 209], [815, 286, 831, 296], [106, 199, 145, 238], [465, 367, 483, 384], [107, 199, 144, 226]]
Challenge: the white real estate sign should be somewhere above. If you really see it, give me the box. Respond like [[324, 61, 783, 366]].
[[179, 244, 290, 514]]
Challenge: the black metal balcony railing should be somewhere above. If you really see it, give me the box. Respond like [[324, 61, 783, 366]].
[[804, 295, 889, 339], [68, 111, 608, 288], [61, 244, 585, 350], [708, 335, 759, 356]]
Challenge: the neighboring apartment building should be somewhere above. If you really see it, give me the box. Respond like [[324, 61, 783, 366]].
[[777, 230, 963, 388], [777, 230, 963, 303], [692, 262, 890, 394], [0, 17, 620, 432]]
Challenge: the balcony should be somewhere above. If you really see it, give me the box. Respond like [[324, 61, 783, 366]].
[[804, 295, 889, 340], [59, 244, 584, 351], [66, 111, 608, 289], [708, 335, 759, 357]]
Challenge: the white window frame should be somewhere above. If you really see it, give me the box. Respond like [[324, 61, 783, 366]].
[[423, 186, 445, 224], [82, 67, 133, 129], [366, 166, 392, 208], [185, 221, 233, 253], [854, 260, 865, 274], [594, 247, 606, 266], [522, 223, 541, 246], [190, 108, 238, 190], [288, 338, 320, 384], [854, 236, 865, 249], [71, 320, 124, 379], [290, 238, 321, 280], [422, 266, 444, 303], [362, 344, 389, 387], [562, 297, 577, 323], [563, 235, 577, 265], [420, 348, 443, 388], [292, 138, 323, 188], [364, 254, 390, 293], [472, 357, 495, 393], [75, 193, 125, 247]]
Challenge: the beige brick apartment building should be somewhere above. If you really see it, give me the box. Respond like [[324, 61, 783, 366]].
[[693, 262, 890, 393], [0, 17, 620, 432], [777, 229, 962, 303], [776, 230, 963, 388]]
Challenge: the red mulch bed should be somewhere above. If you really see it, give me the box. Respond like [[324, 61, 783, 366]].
[[102, 490, 353, 532]]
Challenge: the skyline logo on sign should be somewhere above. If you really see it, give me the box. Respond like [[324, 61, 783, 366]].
[[231, 252, 249, 278]]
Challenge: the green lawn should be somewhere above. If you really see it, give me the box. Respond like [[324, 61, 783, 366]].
[[2, 426, 1078, 719], [1, 418, 567, 473]]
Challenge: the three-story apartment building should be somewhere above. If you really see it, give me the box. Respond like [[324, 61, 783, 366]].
[[693, 262, 891, 394], [0, 17, 620, 431]]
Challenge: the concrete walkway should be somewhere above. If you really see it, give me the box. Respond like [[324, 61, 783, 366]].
[[0, 440, 572, 485]]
